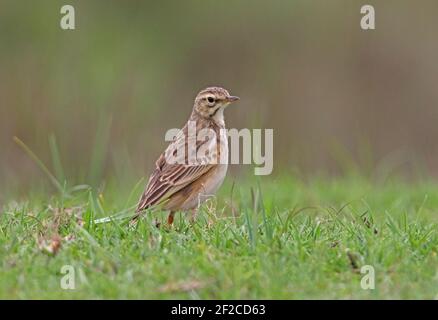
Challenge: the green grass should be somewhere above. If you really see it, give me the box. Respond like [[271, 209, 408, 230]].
[[1, 176, 437, 299]]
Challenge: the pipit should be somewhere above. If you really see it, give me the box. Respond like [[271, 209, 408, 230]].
[[134, 87, 239, 225]]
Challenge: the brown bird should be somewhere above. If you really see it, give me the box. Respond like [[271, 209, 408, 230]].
[[134, 87, 240, 225]]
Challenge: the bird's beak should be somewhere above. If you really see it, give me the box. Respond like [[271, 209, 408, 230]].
[[226, 96, 240, 103]]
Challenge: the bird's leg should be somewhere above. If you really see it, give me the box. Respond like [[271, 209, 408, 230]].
[[189, 208, 198, 224], [167, 211, 175, 226]]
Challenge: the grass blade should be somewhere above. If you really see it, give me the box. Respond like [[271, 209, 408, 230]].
[[13, 136, 64, 195]]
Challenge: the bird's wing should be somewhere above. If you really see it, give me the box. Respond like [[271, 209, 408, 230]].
[[135, 161, 214, 213], [135, 124, 219, 214]]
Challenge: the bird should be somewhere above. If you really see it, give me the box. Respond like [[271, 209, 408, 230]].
[[134, 86, 240, 225]]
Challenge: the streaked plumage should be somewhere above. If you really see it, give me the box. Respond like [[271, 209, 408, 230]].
[[134, 87, 239, 224]]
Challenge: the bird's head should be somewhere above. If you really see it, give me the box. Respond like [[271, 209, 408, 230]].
[[192, 86, 239, 123]]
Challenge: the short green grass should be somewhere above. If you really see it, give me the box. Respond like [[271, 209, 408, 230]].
[[1, 176, 437, 299]]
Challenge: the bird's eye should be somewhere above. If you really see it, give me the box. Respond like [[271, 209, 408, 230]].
[[207, 96, 215, 104]]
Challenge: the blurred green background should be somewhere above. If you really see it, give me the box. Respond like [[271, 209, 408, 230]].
[[1, 0, 438, 198]]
